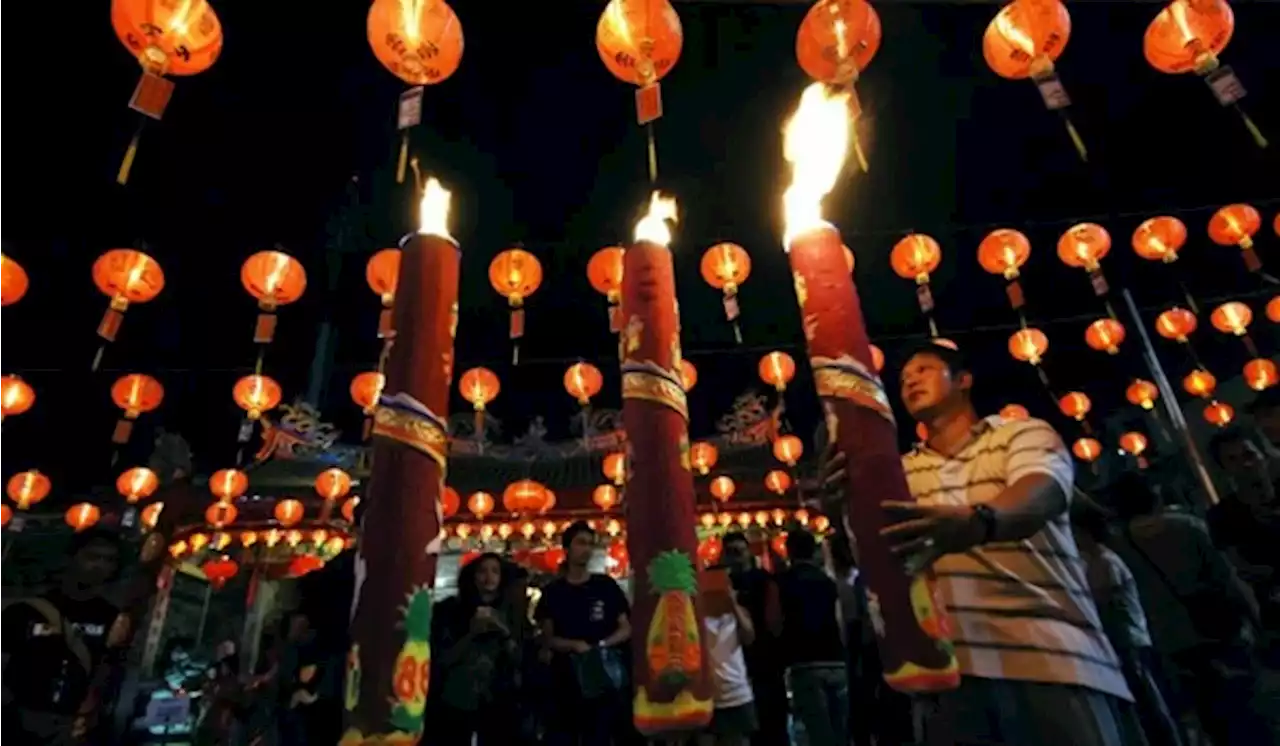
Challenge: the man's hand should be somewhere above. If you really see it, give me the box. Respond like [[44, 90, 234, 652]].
[[568, 640, 592, 654], [879, 501, 985, 570]]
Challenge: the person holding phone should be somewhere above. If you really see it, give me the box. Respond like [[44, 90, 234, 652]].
[[700, 566, 758, 746]]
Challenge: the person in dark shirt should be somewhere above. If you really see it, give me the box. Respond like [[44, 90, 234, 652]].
[[776, 529, 848, 746], [2, 528, 124, 745], [721, 531, 787, 746], [535, 521, 631, 746]]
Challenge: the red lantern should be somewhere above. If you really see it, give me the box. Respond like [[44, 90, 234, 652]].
[[794, 0, 880, 172], [1244, 359, 1278, 392], [588, 246, 626, 332], [1126, 380, 1159, 410], [1057, 223, 1111, 272], [1072, 438, 1102, 462], [1210, 204, 1262, 252], [341, 497, 360, 523], [315, 469, 352, 501], [680, 360, 698, 392], [710, 476, 736, 503], [489, 248, 542, 362], [1183, 369, 1217, 398], [7, 470, 50, 509], [274, 498, 304, 527], [868, 344, 885, 374], [603, 452, 628, 486], [205, 501, 238, 529], [141, 502, 164, 530], [1155, 307, 1197, 342], [241, 250, 307, 311], [1204, 401, 1234, 427], [1008, 328, 1048, 365], [1210, 301, 1252, 336], [564, 362, 604, 406], [593, 484, 619, 511], [983, 1, 1071, 81], [701, 242, 751, 341], [1, 254, 29, 306], [759, 351, 796, 392], [210, 469, 248, 503], [468, 491, 495, 520], [765, 470, 792, 495], [459, 367, 500, 412], [350, 371, 386, 413], [697, 536, 723, 567], [366, 248, 401, 338], [92, 249, 164, 347], [503, 480, 547, 514], [1, 376, 35, 419], [116, 467, 159, 503], [367, 0, 463, 85], [442, 487, 460, 519], [773, 435, 804, 467], [111, 373, 164, 418], [596, 0, 683, 86], [1144, 0, 1234, 75], [690, 442, 718, 476], [999, 403, 1029, 421], [233, 374, 282, 420], [1267, 296, 1280, 324], [201, 557, 240, 590], [1084, 318, 1125, 354], [1132, 216, 1186, 262], [977, 229, 1031, 280], [66, 503, 101, 533], [1, 504, 11, 527], [287, 555, 324, 579], [1119, 432, 1148, 457], [1058, 392, 1091, 421], [890, 234, 942, 284]]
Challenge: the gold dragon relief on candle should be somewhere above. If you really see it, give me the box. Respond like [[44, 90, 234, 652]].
[[449, 301, 459, 340], [679, 433, 692, 472], [792, 271, 809, 307], [624, 315, 645, 357], [811, 355, 894, 423], [669, 331, 683, 372], [622, 361, 689, 421]]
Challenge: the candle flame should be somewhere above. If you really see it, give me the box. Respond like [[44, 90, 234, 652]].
[[633, 191, 678, 246], [417, 177, 454, 240], [782, 83, 852, 248]]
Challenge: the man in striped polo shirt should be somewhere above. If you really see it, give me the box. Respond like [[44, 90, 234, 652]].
[[832, 342, 1135, 745]]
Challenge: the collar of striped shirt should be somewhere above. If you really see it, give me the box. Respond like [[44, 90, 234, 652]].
[[901, 414, 1133, 702]]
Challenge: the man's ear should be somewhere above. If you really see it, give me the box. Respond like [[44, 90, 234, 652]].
[[956, 370, 975, 394]]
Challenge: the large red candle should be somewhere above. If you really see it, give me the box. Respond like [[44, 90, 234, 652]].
[[787, 222, 959, 692], [344, 181, 459, 745], [621, 194, 715, 735]]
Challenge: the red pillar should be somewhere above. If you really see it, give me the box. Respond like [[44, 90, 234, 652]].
[[787, 224, 959, 693], [620, 232, 715, 736], [343, 230, 459, 745]]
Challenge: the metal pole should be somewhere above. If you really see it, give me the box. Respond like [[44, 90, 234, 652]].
[[1121, 289, 1220, 506]]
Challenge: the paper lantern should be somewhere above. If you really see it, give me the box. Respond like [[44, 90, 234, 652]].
[[1084, 318, 1125, 354], [233, 374, 282, 420], [1183, 369, 1217, 398], [1, 376, 35, 419], [366, 248, 401, 337], [274, 498, 304, 527], [890, 234, 942, 283], [467, 491, 495, 520], [112, 374, 164, 418], [702, 242, 752, 341], [112, 0, 222, 75], [759, 351, 797, 392], [983, 0, 1071, 80], [709, 476, 736, 503], [7, 470, 50, 509], [564, 362, 604, 406], [603, 452, 628, 486], [765, 470, 792, 495], [1210, 301, 1252, 336], [503, 480, 547, 514], [1204, 400, 1234, 427], [977, 229, 1031, 280], [1057, 223, 1111, 271], [999, 403, 1029, 421], [1072, 438, 1102, 462], [1058, 392, 1091, 421], [489, 248, 542, 361], [341, 497, 360, 523], [796, 0, 882, 87], [241, 250, 306, 310], [1210, 204, 1262, 249], [1132, 216, 1186, 262], [66, 503, 101, 533], [588, 246, 626, 331], [458, 367, 500, 412], [773, 434, 804, 467], [2, 504, 11, 527], [1126, 380, 1159, 410], [367, 0, 464, 85], [93, 249, 164, 350], [205, 501, 238, 529], [201, 557, 239, 590], [1008, 328, 1048, 364], [1119, 432, 1148, 457], [1143, 0, 1234, 75], [442, 486, 460, 519], [350, 371, 386, 413], [1244, 359, 1278, 392], [690, 442, 718, 476], [1267, 296, 1280, 324], [209, 469, 248, 503], [863, 344, 886, 375], [1, 254, 28, 306], [679, 360, 698, 392], [116, 467, 159, 503], [593, 484, 619, 511], [141, 502, 164, 530], [1155, 307, 1197, 342], [596, 0, 683, 86], [315, 468, 352, 501]]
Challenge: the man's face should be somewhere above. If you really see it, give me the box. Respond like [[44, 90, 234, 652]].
[[1217, 438, 1272, 501], [899, 353, 966, 420], [1255, 406, 1280, 448], [474, 557, 502, 594], [73, 541, 120, 586], [722, 538, 753, 572], [568, 531, 595, 566]]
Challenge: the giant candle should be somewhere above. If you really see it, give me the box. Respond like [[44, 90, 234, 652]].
[[344, 179, 460, 745], [782, 84, 959, 692], [621, 193, 715, 735]]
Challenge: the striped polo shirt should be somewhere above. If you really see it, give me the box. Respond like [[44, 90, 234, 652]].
[[901, 415, 1132, 701]]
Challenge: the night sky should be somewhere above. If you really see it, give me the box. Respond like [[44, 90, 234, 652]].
[[3, 0, 1279, 508]]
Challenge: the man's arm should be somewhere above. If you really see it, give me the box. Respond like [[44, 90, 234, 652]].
[[539, 618, 590, 654], [986, 419, 1072, 541], [731, 591, 755, 646], [600, 578, 632, 648]]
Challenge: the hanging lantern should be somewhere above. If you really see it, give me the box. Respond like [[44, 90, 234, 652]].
[[1084, 318, 1126, 354], [110, 373, 163, 445], [92, 249, 164, 367], [1126, 380, 1160, 410], [773, 434, 804, 467], [759, 351, 797, 392], [209, 468, 248, 503], [1119, 431, 1149, 457], [274, 498, 304, 527], [593, 484, 619, 511], [764, 469, 792, 495], [201, 557, 239, 590], [442, 486, 460, 519], [1132, 216, 1187, 262], [1209, 203, 1264, 272], [1245, 359, 1278, 391], [690, 442, 718, 476], [341, 497, 360, 523], [1, 376, 35, 420], [367, 0, 464, 181], [891, 234, 944, 334], [1210, 301, 1253, 337], [999, 403, 1029, 421], [1, 254, 29, 306], [709, 476, 736, 503], [205, 501, 238, 529], [603, 452, 628, 486], [241, 250, 306, 344], [588, 246, 626, 332], [1267, 296, 1280, 324], [65, 503, 101, 533], [564, 362, 604, 406], [1058, 391, 1091, 421], [141, 502, 164, 530], [983, 0, 1084, 159], [315, 468, 352, 501], [116, 467, 159, 503], [458, 366, 500, 437], [1072, 437, 1102, 462], [467, 491, 495, 520], [795, 0, 881, 171], [366, 248, 401, 338], [679, 360, 699, 393], [977, 228, 1031, 310], [1155, 307, 1197, 342], [233, 374, 282, 421], [867, 345, 885, 375], [1057, 223, 1112, 295], [596, 0, 683, 133], [1204, 400, 1234, 427], [701, 242, 752, 343], [350, 371, 386, 414], [1145, 1, 1265, 149], [503, 480, 547, 514], [3, 504, 14, 527], [489, 248, 542, 364], [1008, 328, 1048, 365], [111, 0, 223, 183], [7, 470, 50, 509], [1183, 369, 1217, 398]]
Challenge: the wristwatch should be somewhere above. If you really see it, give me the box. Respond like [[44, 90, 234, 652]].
[[970, 503, 998, 544]]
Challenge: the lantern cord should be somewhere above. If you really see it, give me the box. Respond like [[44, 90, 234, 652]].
[[732, 320, 743, 345], [1103, 299, 1119, 322], [1234, 104, 1269, 150], [926, 315, 939, 339], [646, 123, 659, 183], [254, 348, 266, 376], [92, 344, 108, 372], [1178, 280, 1201, 315], [117, 119, 146, 186]]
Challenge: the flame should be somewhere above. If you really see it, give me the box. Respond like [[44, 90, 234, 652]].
[[417, 177, 454, 240], [633, 191, 678, 246], [782, 83, 852, 247]]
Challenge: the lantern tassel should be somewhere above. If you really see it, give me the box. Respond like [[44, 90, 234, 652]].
[[396, 131, 410, 184], [646, 123, 659, 184], [1063, 115, 1087, 162], [1234, 105, 1269, 149], [92, 344, 107, 372], [116, 123, 144, 186], [512, 342, 520, 366]]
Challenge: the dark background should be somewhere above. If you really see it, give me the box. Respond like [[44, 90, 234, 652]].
[[3, 0, 1279, 508]]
